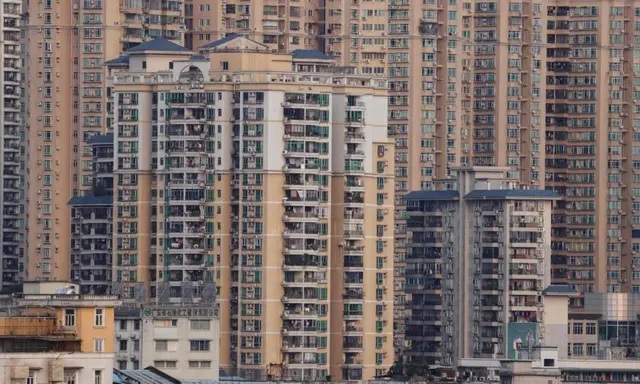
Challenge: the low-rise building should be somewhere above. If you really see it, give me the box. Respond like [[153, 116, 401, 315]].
[[114, 303, 221, 381], [140, 305, 220, 381], [456, 285, 640, 383], [0, 281, 121, 383], [114, 306, 142, 370]]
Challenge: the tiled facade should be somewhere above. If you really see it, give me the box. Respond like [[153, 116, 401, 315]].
[[109, 36, 394, 381]]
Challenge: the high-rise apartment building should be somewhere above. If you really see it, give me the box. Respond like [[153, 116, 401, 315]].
[[405, 167, 558, 368], [110, 35, 395, 381], [0, 0, 21, 289], [388, 1, 640, 353], [22, 0, 185, 283], [184, 0, 323, 52], [69, 134, 114, 294]]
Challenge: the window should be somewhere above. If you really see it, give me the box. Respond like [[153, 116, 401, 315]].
[[154, 361, 177, 369], [190, 340, 211, 351], [64, 309, 76, 327], [118, 361, 127, 370], [119, 340, 128, 351], [94, 308, 104, 327], [26, 371, 36, 384], [64, 372, 77, 384], [572, 343, 583, 356], [189, 360, 212, 368], [119, 320, 127, 330], [93, 338, 104, 352], [190, 320, 211, 330], [586, 322, 597, 335], [94, 370, 102, 384], [154, 319, 177, 327], [572, 323, 583, 335], [155, 340, 168, 352]]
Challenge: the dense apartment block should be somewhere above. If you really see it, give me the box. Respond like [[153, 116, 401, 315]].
[[404, 167, 559, 369], [22, 0, 186, 284], [184, 0, 323, 52], [0, 0, 21, 289], [68, 134, 114, 294], [109, 35, 394, 381]]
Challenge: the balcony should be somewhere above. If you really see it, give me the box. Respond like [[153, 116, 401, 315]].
[[343, 288, 363, 300]]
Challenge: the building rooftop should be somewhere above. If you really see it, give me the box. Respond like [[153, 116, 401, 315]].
[[291, 49, 332, 61], [126, 38, 191, 54], [200, 33, 240, 50], [88, 134, 113, 145], [405, 190, 460, 201], [68, 195, 113, 206], [543, 285, 578, 295], [115, 367, 180, 384], [105, 55, 130, 66], [463, 189, 561, 200]]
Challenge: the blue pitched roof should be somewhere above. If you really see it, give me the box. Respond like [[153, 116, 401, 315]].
[[68, 195, 113, 206], [291, 49, 333, 60], [126, 37, 190, 53], [105, 55, 130, 66], [464, 189, 561, 200], [201, 33, 240, 49], [190, 54, 207, 61], [405, 190, 459, 201], [291, 49, 332, 60], [114, 367, 181, 384], [89, 134, 113, 145], [543, 284, 578, 295]]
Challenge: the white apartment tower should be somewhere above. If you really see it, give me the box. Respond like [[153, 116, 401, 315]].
[[405, 167, 559, 368]]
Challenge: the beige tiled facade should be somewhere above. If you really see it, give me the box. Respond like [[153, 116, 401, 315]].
[[22, 0, 185, 282], [110, 37, 394, 381]]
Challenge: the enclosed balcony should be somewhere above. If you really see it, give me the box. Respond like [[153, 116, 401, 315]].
[[282, 335, 318, 352], [284, 124, 330, 140], [283, 222, 321, 238], [284, 173, 322, 189], [343, 271, 363, 287], [283, 254, 326, 271], [283, 239, 322, 255], [344, 176, 364, 191], [166, 140, 205, 156], [343, 240, 364, 256], [344, 191, 364, 207], [343, 288, 363, 301], [283, 206, 321, 223], [284, 189, 321, 206], [342, 336, 363, 351], [282, 303, 321, 319], [282, 319, 321, 334], [344, 143, 365, 160], [282, 287, 318, 303], [282, 271, 326, 287]]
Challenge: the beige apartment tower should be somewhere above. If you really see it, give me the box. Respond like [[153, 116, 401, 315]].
[[22, 0, 186, 281], [110, 36, 394, 381]]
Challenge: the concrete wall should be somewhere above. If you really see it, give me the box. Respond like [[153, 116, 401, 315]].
[[0, 353, 114, 384]]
